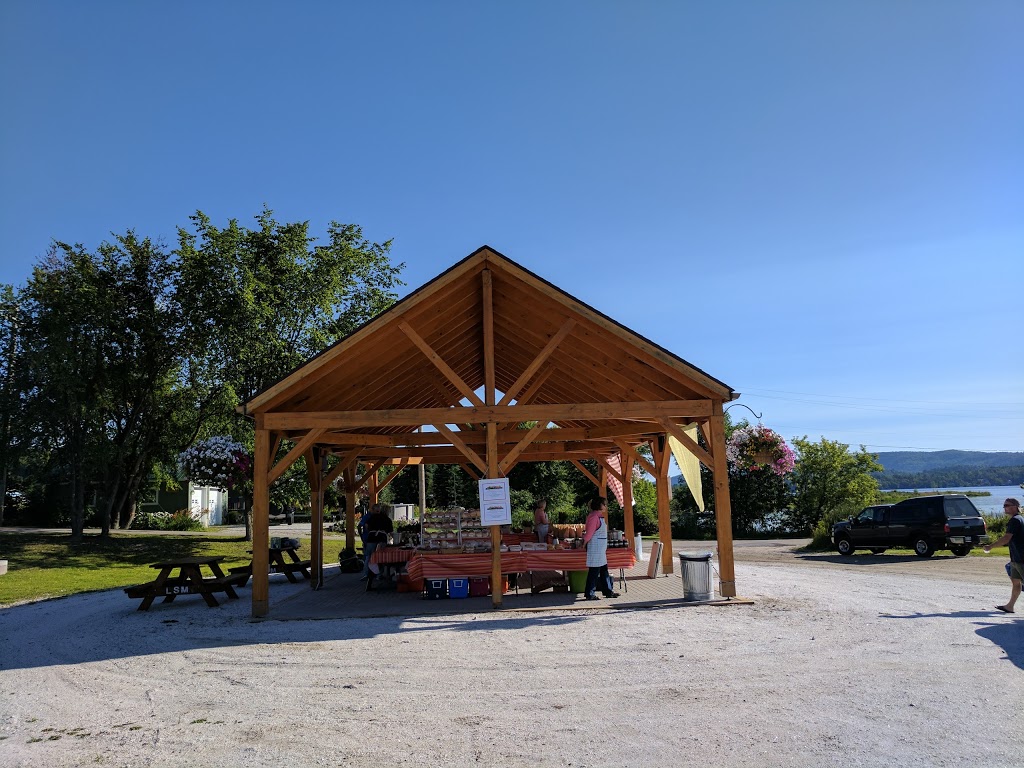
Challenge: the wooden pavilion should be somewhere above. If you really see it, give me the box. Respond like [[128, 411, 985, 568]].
[[240, 246, 738, 617]]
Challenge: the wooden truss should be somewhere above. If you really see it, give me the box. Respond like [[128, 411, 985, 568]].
[[243, 247, 738, 617]]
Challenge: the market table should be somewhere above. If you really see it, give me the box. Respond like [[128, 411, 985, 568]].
[[403, 548, 636, 582], [124, 556, 245, 611], [369, 546, 416, 575]]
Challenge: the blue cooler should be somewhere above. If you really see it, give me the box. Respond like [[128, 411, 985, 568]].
[[448, 577, 469, 598], [424, 578, 447, 599]]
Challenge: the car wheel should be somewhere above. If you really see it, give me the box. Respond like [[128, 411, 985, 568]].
[[950, 545, 971, 557], [869, 548, 887, 554], [913, 537, 935, 558], [836, 537, 854, 556]]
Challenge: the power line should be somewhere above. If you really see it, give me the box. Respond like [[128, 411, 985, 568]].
[[738, 392, 1024, 419], [737, 386, 1024, 407]]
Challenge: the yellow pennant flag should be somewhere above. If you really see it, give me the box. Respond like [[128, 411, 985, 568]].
[[668, 423, 704, 512]]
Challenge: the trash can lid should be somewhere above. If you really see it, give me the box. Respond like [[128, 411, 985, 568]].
[[678, 551, 713, 561]]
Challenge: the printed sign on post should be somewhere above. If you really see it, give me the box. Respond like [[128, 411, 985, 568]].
[[478, 478, 512, 526]]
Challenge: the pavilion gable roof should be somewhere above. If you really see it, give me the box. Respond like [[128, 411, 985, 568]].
[[242, 246, 734, 427]]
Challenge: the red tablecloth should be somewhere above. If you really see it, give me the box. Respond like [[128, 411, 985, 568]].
[[502, 533, 539, 545], [404, 549, 636, 581], [370, 547, 416, 565]]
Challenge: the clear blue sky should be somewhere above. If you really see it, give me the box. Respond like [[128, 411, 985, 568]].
[[1, 2, 1021, 454]]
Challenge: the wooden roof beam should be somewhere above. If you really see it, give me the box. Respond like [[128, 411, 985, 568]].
[[262, 400, 714, 430]]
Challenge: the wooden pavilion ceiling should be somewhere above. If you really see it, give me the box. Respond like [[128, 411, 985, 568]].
[[242, 246, 735, 453]]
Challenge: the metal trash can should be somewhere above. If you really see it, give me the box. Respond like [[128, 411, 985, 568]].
[[678, 552, 714, 601]]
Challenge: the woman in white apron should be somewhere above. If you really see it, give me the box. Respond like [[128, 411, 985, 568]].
[[582, 497, 620, 600]]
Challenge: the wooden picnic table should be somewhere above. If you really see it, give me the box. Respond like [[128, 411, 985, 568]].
[[231, 546, 312, 586], [124, 556, 247, 611]]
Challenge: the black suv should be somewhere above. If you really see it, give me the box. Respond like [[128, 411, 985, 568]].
[[832, 494, 988, 557]]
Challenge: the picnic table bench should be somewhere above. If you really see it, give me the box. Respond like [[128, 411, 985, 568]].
[[124, 556, 248, 611]]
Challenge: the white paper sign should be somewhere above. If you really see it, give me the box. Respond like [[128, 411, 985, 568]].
[[478, 478, 511, 526]]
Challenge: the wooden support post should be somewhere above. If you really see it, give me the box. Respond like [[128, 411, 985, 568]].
[[708, 403, 737, 597], [344, 467, 357, 552], [598, 464, 609, 525], [654, 435, 674, 575], [487, 421, 502, 609], [305, 448, 323, 590], [252, 425, 270, 617], [622, 455, 636, 548], [368, 468, 379, 506]]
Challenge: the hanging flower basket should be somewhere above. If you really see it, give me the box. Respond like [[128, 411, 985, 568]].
[[726, 424, 795, 476], [178, 436, 251, 489]]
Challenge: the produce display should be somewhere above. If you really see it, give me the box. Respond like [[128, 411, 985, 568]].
[[419, 507, 492, 552]]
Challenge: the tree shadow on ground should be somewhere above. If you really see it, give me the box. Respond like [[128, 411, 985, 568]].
[[880, 610, 1023, 670], [0, 532, 249, 570], [0, 585, 599, 672]]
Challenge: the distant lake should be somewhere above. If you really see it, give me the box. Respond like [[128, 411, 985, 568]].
[[894, 485, 1022, 516]]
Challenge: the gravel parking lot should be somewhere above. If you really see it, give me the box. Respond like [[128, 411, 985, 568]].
[[1, 543, 1020, 767]]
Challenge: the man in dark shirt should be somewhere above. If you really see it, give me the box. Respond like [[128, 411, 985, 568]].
[[361, 503, 394, 587], [984, 498, 1023, 613]]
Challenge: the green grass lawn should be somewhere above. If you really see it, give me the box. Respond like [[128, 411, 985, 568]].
[[0, 532, 354, 606]]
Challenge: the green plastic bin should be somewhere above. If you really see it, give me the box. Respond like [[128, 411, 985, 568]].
[[568, 570, 588, 594]]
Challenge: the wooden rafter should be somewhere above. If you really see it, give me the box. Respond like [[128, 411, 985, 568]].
[[498, 421, 549, 474], [498, 318, 576, 406], [497, 367, 554, 430], [376, 460, 409, 492], [659, 418, 714, 470], [350, 460, 385, 492], [614, 439, 657, 477], [324, 447, 362, 486], [460, 462, 481, 480], [594, 454, 623, 483], [268, 429, 326, 485], [482, 269, 495, 406], [697, 420, 714, 459], [398, 320, 484, 407], [571, 459, 602, 489], [433, 423, 488, 473]]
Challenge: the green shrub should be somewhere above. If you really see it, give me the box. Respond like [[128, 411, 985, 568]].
[[809, 501, 863, 550], [983, 514, 1008, 538], [131, 509, 205, 532]]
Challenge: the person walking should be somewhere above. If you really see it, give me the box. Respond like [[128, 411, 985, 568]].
[[582, 496, 620, 600], [984, 497, 1023, 613]]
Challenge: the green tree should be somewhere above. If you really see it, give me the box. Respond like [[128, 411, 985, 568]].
[[788, 437, 882, 533], [0, 285, 24, 526], [175, 209, 403, 439]]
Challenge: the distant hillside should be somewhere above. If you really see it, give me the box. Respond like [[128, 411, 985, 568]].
[[670, 450, 1024, 490], [873, 451, 1024, 473]]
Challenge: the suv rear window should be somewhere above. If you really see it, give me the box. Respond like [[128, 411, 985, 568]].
[[945, 497, 980, 518]]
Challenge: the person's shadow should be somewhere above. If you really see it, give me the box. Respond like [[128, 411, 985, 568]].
[[881, 610, 1023, 670]]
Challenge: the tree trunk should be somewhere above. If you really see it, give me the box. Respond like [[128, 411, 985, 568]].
[[243, 492, 252, 542], [100, 471, 121, 538], [0, 463, 7, 527]]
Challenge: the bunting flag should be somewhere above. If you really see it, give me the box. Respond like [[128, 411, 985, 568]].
[[668, 423, 704, 511], [606, 451, 624, 505]]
